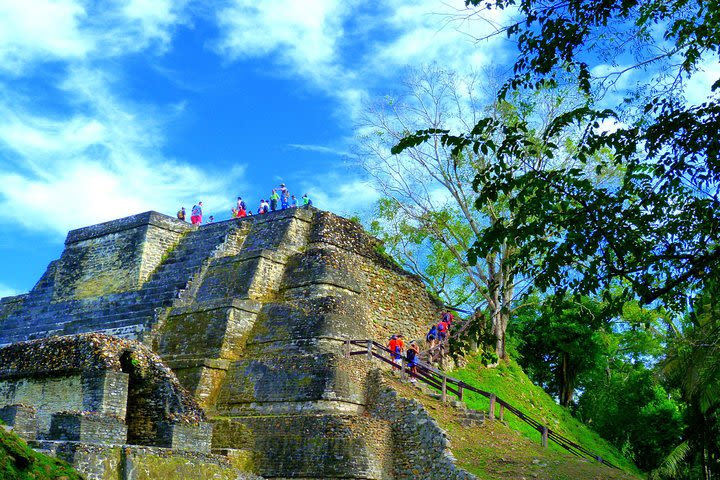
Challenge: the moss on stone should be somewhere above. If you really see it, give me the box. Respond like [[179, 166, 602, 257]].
[[222, 448, 257, 472], [128, 453, 237, 480], [73, 272, 132, 299]]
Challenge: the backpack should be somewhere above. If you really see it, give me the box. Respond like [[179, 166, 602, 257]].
[[406, 348, 416, 362], [426, 327, 437, 341]]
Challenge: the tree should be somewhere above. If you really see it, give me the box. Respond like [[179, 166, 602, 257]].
[[358, 65, 585, 358], [394, 0, 720, 311], [510, 296, 609, 406], [655, 277, 720, 479], [577, 363, 684, 472]]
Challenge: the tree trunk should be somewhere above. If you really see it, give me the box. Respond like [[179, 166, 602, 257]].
[[558, 352, 574, 407], [491, 307, 510, 359]]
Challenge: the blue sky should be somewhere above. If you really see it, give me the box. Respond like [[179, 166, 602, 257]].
[[0, 0, 515, 295], [0, 1, 716, 297]]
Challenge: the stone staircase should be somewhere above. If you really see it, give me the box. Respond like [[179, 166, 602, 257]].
[[0, 208, 459, 479], [419, 385, 486, 427], [0, 219, 248, 347]]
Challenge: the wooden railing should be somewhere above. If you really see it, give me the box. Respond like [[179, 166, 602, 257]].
[[344, 339, 619, 470], [419, 315, 474, 362]]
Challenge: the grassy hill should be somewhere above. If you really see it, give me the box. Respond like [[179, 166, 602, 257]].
[[0, 423, 82, 480], [388, 353, 644, 480]]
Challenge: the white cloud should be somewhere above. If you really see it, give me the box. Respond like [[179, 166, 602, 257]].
[[211, 0, 512, 124], [0, 0, 188, 74], [367, 1, 508, 74], [0, 0, 90, 72], [685, 56, 720, 105], [0, 283, 20, 299], [214, 0, 349, 82], [0, 66, 245, 236], [288, 143, 349, 156], [299, 174, 380, 217]]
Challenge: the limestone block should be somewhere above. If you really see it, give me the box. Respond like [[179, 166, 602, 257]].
[[158, 299, 259, 361], [122, 446, 253, 480], [248, 291, 369, 344], [234, 414, 393, 480], [0, 374, 84, 438], [36, 441, 123, 480], [0, 404, 37, 441], [156, 421, 213, 453], [49, 411, 127, 444], [282, 247, 363, 293], [82, 371, 130, 418], [215, 352, 363, 415], [54, 212, 193, 301], [168, 360, 230, 411]]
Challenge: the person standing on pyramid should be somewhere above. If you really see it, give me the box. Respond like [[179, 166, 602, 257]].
[[191, 202, 203, 225], [280, 184, 290, 210], [270, 189, 280, 211]]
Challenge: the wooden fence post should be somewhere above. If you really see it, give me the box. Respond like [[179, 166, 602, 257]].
[[499, 404, 505, 422], [441, 375, 447, 402], [457, 384, 463, 401], [400, 358, 406, 380], [344, 340, 350, 358], [541, 426, 548, 447], [366, 340, 373, 360], [489, 394, 496, 421]]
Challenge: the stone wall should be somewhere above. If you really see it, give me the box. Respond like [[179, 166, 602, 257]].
[[308, 211, 443, 344], [0, 334, 207, 444], [35, 441, 262, 480], [365, 369, 477, 480], [54, 211, 194, 301], [0, 374, 85, 437], [0, 207, 465, 479], [212, 414, 394, 479], [0, 334, 250, 479]]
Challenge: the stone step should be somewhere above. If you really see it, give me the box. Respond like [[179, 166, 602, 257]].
[[458, 409, 485, 427], [62, 316, 151, 335]]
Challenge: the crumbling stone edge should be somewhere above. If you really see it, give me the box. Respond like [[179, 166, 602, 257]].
[[365, 369, 477, 480]]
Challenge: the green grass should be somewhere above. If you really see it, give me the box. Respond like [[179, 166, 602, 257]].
[[387, 369, 641, 480], [448, 354, 642, 475], [0, 425, 83, 480]]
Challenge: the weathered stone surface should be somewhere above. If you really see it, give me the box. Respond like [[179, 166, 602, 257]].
[[365, 369, 477, 480], [0, 404, 37, 441], [49, 411, 127, 444], [212, 414, 394, 479], [0, 208, 469, 480], [33, 441, 260, 480], [0, 334, 206, 442]]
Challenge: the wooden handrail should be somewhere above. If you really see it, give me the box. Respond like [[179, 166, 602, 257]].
[[420, 315, 475, 361], [344, 338, 619, 470]]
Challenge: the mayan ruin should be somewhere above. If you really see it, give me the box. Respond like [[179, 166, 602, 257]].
[[0, 207, 478, 479]]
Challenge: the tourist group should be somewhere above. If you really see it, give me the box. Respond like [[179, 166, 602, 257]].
[[388, 311, 455, 382], [175, 183, 312, 225]]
